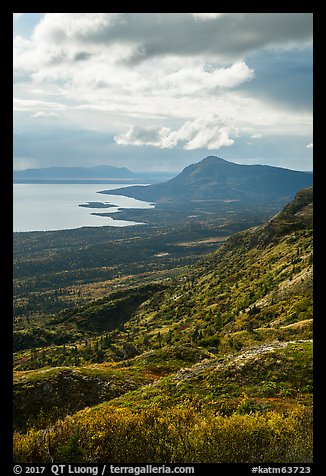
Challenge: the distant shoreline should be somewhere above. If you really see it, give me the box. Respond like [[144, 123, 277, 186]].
[[13, 179, 154, 185]]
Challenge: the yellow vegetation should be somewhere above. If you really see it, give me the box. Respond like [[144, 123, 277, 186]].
[[14, 403, 312, 464]]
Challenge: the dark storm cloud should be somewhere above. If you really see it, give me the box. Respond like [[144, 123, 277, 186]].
[[37, 13, 312, 64], [240, 48, 313, 111]]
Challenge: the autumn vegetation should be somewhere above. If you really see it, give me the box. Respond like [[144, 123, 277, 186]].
[[13, 187, 313, 463]]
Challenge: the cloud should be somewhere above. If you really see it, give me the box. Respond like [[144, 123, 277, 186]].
[[145, 61, 254, 96], [115, 116, 237, 151], [191, 13, 226, 21], [114, 125, 167, 147], [251, 133, 263, 139], [13, 14, 312, 125], [12, 14, 311, 134], [13, 12, 313, 170], [23, 13, 312, 66], [31, 111, 60, 118], [13, 98, 66, 112], [306, 142, 313, 149], [188, 61, 254, 89]]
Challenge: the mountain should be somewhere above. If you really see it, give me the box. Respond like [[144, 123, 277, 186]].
[[13, 165, 135, 180], [103, 156, 313, 204]]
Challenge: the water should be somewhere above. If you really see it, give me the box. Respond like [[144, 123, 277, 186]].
[[13, 183, 154, 232]]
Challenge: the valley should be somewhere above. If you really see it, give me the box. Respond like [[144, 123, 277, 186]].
[[13, 184, 313, 463]]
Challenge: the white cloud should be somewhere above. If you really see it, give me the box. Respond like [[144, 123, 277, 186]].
[[251, 133, 263, 139], [31, 111, 60, 118], [13, 98, 67, 112], [115, 116, 237, 151], [114, 125, 167, 147], [212, 62, 254, 88], [162, 62, 253, 92], [306, 142, 313, 149], [191, 13, 226, 21], [13, 36, 34, 71], [184, 126, 234, 150]]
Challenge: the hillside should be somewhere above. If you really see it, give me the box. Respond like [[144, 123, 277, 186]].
[[14, 341, 312, 463], [119, 187, 313, 353], [13, 187, 313, 463], [102, 156, 313, 205]]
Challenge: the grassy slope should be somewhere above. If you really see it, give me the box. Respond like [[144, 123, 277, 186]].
[[13, 344, 211, 431], [110, 340, 312, 412], [117, 188, 313, 353], [14, 341, 313, 463]]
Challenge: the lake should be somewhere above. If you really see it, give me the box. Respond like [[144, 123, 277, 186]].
[[13, 183, 154, 232]]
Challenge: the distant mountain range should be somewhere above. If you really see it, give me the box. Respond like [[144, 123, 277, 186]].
[[13, 166, 177, 184], [13, 165, 135, 180], [103, 156, 313, 204]]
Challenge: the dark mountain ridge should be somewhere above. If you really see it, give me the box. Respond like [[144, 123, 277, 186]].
[[102, 156, 312, 204]]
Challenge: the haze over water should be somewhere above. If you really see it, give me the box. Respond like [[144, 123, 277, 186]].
[[13, 183, 153, 232]]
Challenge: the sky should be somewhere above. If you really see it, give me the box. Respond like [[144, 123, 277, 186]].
[[13, 13, 313, 173]]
